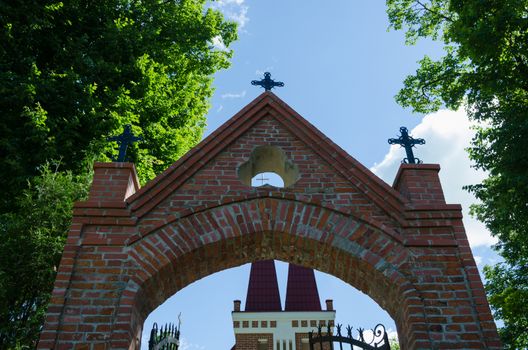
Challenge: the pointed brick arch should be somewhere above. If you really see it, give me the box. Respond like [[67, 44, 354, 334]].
[[38, 93, 501, 349]]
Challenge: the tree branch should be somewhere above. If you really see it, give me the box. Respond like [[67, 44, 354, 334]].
[[415, 0, 454, 23]]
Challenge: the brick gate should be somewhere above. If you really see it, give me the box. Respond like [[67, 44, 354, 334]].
[[38, 92, 501, 349]]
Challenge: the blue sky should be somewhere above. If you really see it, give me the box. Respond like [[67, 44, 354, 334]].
[[141, 1, 500, 348]]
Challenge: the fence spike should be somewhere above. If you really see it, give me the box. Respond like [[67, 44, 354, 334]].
[[346, 325, 352, 338], [358, 327, 365, 342]]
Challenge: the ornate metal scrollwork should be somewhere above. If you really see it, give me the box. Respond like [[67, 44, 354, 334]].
[[388, 126, 425, 164], [309, 323, 392, 350]]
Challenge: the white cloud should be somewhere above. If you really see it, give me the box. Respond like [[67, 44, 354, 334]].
[[371, 109, 497, 247], [211, 35, 228, 51], [474, 255, 483, 266], [387, 328, 399, 345], [179, 338, 206, 350], [216, 105, 224, 113], [221, 90, 246, 99], [209, 0, 249, 29], [214, 0, 245, 6]]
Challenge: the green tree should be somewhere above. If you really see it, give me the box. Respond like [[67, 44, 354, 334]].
[[389, 336, 400, 350], [0, 0, 237, 347], [0, 0, 237, 204], [484, 263, 528, 348], [386, 0, 528, 348], [0, 164, 92, 347]]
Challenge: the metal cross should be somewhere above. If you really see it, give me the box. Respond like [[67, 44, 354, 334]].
[[251, 72, 284, 91], [388, 126, 426, 164], [255, 173, 270, 186], [107, 124, 143, 162]]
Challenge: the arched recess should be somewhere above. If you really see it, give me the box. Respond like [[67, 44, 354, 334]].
[[110, 198, 426, 349], [238, 145, 299, 187]]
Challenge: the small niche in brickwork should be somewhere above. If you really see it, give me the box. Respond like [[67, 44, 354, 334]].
[[251, 172, 284, 187], [238, 146, 299, 188]]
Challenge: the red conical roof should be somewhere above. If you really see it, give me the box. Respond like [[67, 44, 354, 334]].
[[285, 264, 321, 311], [244, 260, 282, 312]]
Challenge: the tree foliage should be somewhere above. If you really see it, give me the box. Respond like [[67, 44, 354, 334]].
[[389, 336, 401, 350], [386, 0, 528, 347], [0, 164, 91, 347], [484, 263, 528, 349], [0, 0, 237, 205], [0, 0, 236, 347]]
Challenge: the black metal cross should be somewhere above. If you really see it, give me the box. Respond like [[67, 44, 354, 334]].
[[388, 126, 426, 164], [251, 72, 284, 91], [255, 173, 270, 186], [107, 124, 143, 162]]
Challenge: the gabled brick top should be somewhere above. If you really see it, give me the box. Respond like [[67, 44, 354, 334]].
[[285, 264, 321, 311], [125, 92, 407, 219], [244, 260, 282, 312]]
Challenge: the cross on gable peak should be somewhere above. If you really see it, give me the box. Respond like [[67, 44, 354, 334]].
[[251, 72, 284, 91]]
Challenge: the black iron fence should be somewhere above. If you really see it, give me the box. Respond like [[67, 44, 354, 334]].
[[148, 322, 180, 350], [309, 323, 391, 350]]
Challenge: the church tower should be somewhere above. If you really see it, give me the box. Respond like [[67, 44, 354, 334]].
[[232, 261, 336, 350]]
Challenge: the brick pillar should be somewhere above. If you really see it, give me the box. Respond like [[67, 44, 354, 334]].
[[88, 162, 140, 203], [325, 299, 333, 311], [393, 164, 445, 204], [391, 163, 502, 348]]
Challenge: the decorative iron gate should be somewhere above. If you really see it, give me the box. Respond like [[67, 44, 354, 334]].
[[309, 324, 391, 350], [148, 322, 180, 350]]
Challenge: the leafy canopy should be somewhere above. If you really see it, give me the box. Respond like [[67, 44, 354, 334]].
[[0, 164, 92, 347], [386, 0, 528, 348], [0, 0, 237, 347], [0, 0, 237, 206]]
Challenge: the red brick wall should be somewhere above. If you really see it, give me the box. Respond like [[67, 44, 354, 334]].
[[296, 332, 331, 350], [88, 162, 140, 203], [235, 333, 273, 350], [393, 164, 446, 204], [38, 93, 500, 349]]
